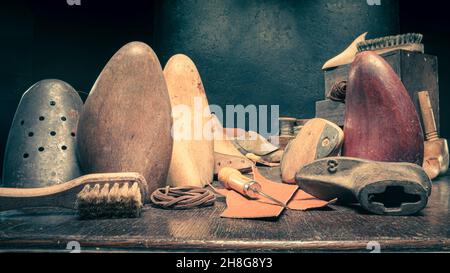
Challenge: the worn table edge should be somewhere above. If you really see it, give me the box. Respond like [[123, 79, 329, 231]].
[[1, 237, 449, 252]]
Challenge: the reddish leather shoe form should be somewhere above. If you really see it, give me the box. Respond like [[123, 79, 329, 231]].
[[343, 51, 424, 165]]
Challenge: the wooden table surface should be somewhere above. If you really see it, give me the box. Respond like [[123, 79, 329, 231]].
[[0, 168, 449, 253]]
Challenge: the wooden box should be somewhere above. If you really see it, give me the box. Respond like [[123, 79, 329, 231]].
[[316, 50, 440, 132]]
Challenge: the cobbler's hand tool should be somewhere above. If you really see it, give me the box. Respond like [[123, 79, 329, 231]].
[[218, 167, 288, 208], [0, 173, 148, 219], [281, 118, 344, 184], [322, 32, 368, 70], [343, 51, 424, 165], [2, 80, 83, 188], [322, 32, 424, 70], [164, 54, 214, 187], [418, 91, 449, 179], [296, 157, 432, 216], [228, 131, 282, 167], [77, 42, 173, 194], [232, 131, 279, 157]]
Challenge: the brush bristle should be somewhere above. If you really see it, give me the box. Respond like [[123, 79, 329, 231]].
[[76, 182, 143, 220], [357, 33, 423, 52]]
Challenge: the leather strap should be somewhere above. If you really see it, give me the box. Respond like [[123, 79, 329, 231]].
[[214, 152, 254, 175]]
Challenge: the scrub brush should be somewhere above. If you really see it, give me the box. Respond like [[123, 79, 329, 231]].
[[0, 173, 148, 220], [357, 33, 424, 55], [322, 32, 424, 70]]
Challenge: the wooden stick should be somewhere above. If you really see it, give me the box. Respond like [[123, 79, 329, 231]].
[[418, 91, 439, 141]]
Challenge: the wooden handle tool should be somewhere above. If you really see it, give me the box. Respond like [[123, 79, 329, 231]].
[[419, 91, 439, 141], [418, 91, 449, 179], [218, 167, 287, 208]]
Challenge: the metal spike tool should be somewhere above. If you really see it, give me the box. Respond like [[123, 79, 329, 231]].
[[218, 167, 288, 208]]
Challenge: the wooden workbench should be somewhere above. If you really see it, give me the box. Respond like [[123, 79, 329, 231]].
[[0, 168, 449, 253]]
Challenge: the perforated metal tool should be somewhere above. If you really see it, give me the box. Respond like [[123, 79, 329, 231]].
[[2, 79, 83, 188]]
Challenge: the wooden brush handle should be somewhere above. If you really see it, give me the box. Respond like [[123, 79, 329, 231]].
[[0, 185, 82, 211], [418, 91, 439, 140], [0, 173, 147, 211]]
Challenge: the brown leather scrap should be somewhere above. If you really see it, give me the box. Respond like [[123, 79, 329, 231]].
[[288, 191, 336, 211], [217, 166, 333, 219]]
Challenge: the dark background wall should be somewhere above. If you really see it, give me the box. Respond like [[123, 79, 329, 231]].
[[0, 0, 448, 179], [399, 0, 450, 140], [0, 0, 159, 178], [155, 0, 399, 126]]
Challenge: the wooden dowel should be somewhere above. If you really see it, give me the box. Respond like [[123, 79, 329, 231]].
[[418, 91, 439, 141]]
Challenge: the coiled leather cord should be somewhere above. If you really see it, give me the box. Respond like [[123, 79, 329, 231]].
[[150, 186, 216, 210], [327, 81, 347, 103]]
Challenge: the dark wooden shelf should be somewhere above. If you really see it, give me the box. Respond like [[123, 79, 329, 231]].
[[1, 167, 449, 253]]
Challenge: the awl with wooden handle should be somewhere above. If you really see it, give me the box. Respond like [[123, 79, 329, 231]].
[[418, 91, 449, 179], [218, 167, 288, 208]]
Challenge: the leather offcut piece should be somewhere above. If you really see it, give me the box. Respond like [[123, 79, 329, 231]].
[[164, 54, 214, 187], [2, 79, 83, 188], [288, 191, 336, 211], [77, 42, 173, 194], [218, 167, 332, 219]]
